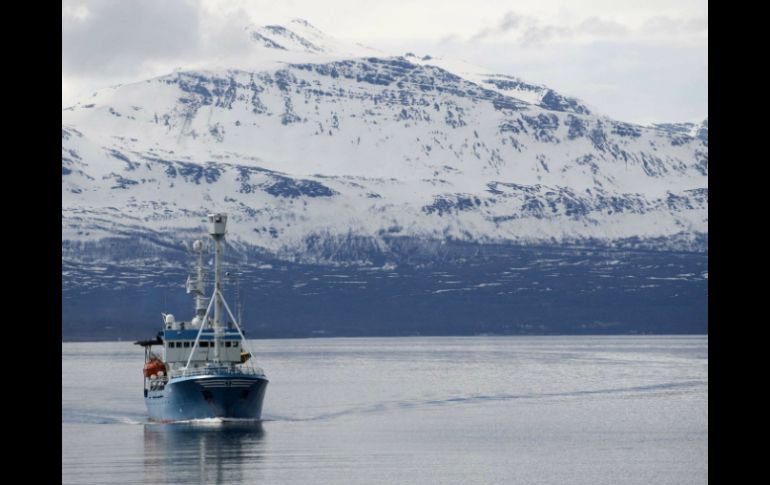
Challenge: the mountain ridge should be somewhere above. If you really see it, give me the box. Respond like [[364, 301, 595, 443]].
[[62, 41, 707, 260], [61, 19, 707, 338]]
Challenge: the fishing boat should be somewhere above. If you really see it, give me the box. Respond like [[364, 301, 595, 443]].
[[135, 213, 268, 421]]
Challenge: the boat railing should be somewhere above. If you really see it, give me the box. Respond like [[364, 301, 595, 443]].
[[176, 366, 266, 378], [147, 375, 168, 391]]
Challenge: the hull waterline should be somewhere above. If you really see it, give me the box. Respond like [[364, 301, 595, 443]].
[[146, 375, 268, 422]]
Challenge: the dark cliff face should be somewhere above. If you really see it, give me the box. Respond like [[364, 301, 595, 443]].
[[62, 241, 708, 340]]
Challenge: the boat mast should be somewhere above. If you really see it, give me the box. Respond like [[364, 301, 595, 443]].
[[237, 276, 242, 328], [182, 213, 258, 375], [191, 239, 206, 324], [207, 213, 227, 364]]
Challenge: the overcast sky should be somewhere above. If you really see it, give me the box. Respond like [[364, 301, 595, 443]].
[[62, 0, 707, 125]]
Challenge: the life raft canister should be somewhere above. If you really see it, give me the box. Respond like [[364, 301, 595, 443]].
[[143, 358, 167, 378]]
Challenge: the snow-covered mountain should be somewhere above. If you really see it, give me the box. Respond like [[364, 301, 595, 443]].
[[62, 19, 707, 266]]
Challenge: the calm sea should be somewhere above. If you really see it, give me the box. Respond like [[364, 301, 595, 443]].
[[62, 336, 708, 484]]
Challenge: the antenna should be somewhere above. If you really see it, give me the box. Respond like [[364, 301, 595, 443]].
[[190, 239, 206, 324], [237, 275, 243, 329], [207, 213, 227, 363], [225, 271, 238, 328], [228, 271, 243, 329]]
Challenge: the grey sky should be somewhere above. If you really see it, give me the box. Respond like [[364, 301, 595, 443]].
[[62, 0, 707, 124]]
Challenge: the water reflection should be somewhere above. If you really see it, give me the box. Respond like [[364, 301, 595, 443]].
[[143, 421, 266, 484]]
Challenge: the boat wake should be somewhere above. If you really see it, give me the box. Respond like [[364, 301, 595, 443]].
[[62, 409, 149, 425], [62, 409, 268, 427], [262, 380, 706, 423], [63, 380, 705, 425], [171, 417, 263, 425]]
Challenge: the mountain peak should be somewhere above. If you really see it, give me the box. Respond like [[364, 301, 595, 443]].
[[245, 19, 376, 58], [289, 18, 320, 30], [247, 23, 324, 53]]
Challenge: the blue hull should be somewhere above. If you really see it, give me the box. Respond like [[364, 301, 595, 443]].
[[146, 374, 268, 422]]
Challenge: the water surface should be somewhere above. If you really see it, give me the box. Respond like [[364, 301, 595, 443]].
[[62, 336, 708, 484]]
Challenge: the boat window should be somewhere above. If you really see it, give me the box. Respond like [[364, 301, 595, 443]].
[[200, 341, 209, 348], [175, 342, 182, 348], [183, 341, 190, 348], [225, 341, 231, 347]]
